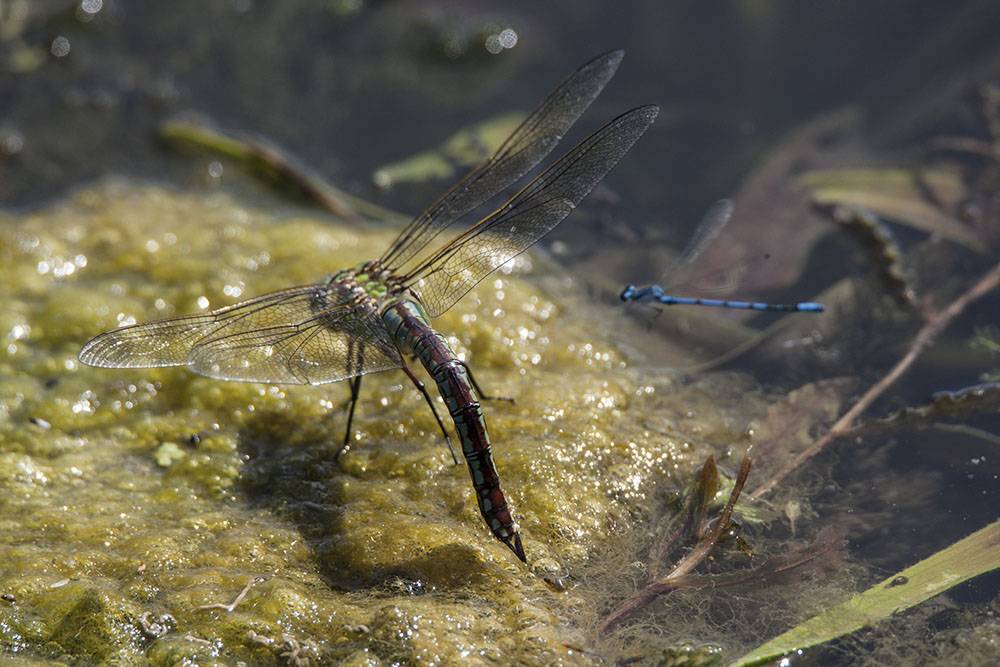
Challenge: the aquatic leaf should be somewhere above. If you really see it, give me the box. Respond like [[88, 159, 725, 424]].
[[849, 381, 1000, 438], [372, 111, 525, 188], [160, 113, 407, 223], [815, 203, 919, 309], [972, 327, 1000, 382], [669, 525, 845, 591], [695, 455, 720, 513], [731, 519, 1000, 667], [801, 167, 988, 252]]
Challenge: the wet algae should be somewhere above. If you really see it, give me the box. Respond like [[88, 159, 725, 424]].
[[0, 181, 780, 664]]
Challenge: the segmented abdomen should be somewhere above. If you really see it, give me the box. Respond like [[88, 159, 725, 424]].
[[383, 300, 525, 562]]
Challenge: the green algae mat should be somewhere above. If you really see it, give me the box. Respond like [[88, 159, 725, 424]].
[[2, 181, 769, 664]]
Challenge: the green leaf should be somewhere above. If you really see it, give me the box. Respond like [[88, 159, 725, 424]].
[[372, 112, 525, 188]]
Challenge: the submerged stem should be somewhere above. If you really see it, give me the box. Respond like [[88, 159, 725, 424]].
[[597, 452, 753, 634], [750, 260, 1000, 499]]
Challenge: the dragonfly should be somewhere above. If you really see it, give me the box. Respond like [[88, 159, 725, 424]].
[[79, 50, 658, 563], [620, 200, 825, 313]]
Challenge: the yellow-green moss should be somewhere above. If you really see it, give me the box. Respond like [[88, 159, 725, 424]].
[[0, 181, 772, 664]]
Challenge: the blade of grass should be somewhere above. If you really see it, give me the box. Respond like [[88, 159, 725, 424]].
[[730, 519, 1000, 667]]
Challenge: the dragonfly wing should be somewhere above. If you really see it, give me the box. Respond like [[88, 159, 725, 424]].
[[185, 305, 402, 385], [381, 50, 624, 272], [80, 282, 402, 384], [81, 310, 234, 368], [407, 105, 659, 317], [80, 285, 340, 368], [674, 198, 734, 272]]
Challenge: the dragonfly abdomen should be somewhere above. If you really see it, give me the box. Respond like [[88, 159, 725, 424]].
[[382, 300, 526, 563]]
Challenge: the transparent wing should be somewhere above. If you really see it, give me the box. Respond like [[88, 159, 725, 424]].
[[673, 198, 734, 274], [380, 50, 624, 272], [184, 304, 402, 384], [79, 282, 403, 384], [404, 105, 659, 317]]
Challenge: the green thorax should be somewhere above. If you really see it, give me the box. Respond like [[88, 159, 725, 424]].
[[327, 261, 396, 299], [326, 260, 421, 312]]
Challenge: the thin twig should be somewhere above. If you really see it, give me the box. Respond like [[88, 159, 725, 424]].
[[597, 452, 753, 634], [661, 452, 752, 583], [198, 576, 265, 612], [750, 261, 1000, 499]]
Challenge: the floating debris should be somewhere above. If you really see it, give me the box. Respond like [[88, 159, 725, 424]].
[[161, 112, 405, 223], [28, 415, 52, 429], [198, 576, 266, 613]]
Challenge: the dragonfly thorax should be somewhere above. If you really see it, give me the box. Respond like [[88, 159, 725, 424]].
[[327, 260, 405, 303]]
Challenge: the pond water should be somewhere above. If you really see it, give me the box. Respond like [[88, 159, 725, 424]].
[[2, 2, 999, 664]]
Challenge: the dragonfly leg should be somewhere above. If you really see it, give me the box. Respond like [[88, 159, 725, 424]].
[[401, 364, 458, 465], [334, 374, 363, 460], [459, 360, 515, 404]]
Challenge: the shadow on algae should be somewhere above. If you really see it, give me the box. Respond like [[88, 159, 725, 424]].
[[1, 180, 815, 664]]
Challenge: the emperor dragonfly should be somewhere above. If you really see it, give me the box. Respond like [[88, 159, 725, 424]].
[[79, 51, 657, 562]]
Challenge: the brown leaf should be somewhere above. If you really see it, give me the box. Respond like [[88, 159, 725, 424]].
[[690, 110, 864, 295]]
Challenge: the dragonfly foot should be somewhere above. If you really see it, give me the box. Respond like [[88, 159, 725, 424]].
[[459, 360, 515, 404], [333, 442, 350, 460], [444, 436, 458, 466], [481, 394, 516, 404]]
